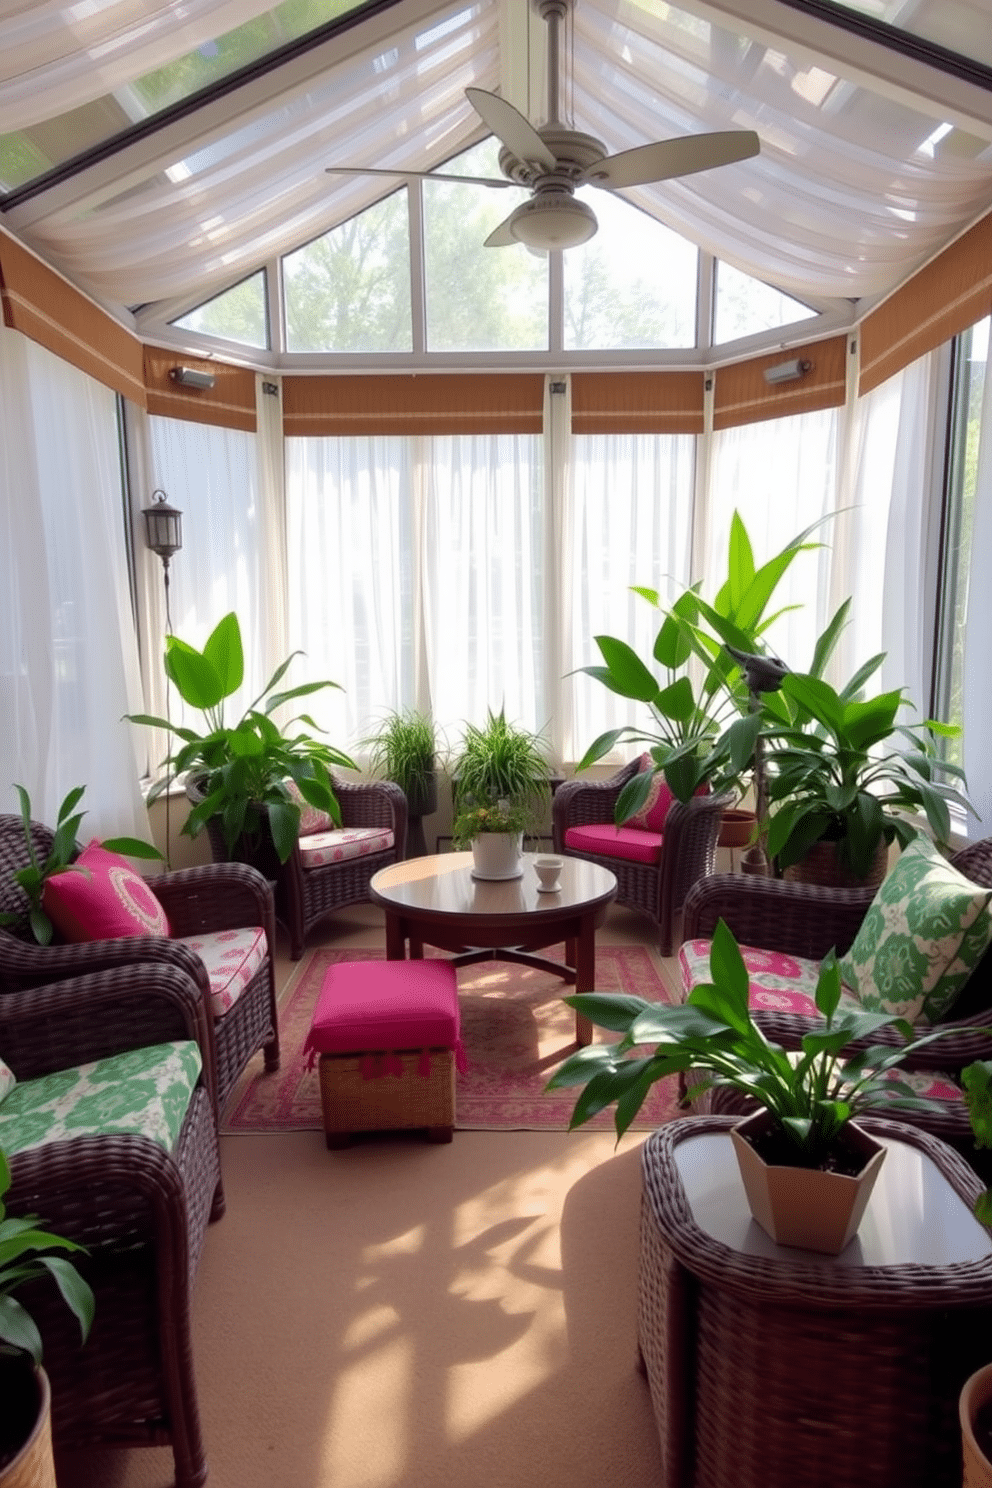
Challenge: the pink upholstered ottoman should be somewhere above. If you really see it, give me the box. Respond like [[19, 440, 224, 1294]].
[[303, 959, 464, 1147]]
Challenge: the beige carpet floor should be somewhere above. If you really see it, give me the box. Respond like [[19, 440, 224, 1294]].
[[55, 902, 677, 1488], [55, 1128, 664, 1488]]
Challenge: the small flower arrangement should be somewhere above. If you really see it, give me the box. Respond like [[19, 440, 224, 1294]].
[[451, 798, 529, 849]]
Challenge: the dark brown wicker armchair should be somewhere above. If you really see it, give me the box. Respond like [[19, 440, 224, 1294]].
[[190, 777, 408, 960], [1, 961, 223, 1488], [680, 837, 992, 1167], [552, 759, 732, 954], [0, 812, 279, 1115]]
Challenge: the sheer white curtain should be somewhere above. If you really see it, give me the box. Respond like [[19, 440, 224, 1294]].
[[285, 432, 546, 751], [564, 432, 695, 763], [840, 354, 939, 712], [141, 414, 274, 740], [0, 323, 147, 837], [421, 434, 546, 741], [705, 408, 839, 676], [285, 435, 415, 750], [963, 350, 992, 837]]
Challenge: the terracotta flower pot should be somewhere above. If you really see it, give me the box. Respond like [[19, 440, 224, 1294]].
[[961, 1363, 992, 1488], [730, 1109, 887, 1254], [0, 1363, 56, 1488], [718, 808, 756, 849]]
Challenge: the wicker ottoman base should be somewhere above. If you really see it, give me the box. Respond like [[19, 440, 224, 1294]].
[[317, 1049, 455, 1148]]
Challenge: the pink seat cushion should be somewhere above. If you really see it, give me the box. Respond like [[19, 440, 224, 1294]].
[[564, 823, 663, 866], [43, 840, 171, 941], [303, 960, 464, 1064], [679, 938, 862, 1017]]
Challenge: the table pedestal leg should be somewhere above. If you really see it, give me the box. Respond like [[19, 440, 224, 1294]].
[[574, 918, 596, 1046], [384, 914, 406, 961]]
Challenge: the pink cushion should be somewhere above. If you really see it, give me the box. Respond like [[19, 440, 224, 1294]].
[[298, 827, 394, 869], [303, 960, 462, 1060], [174, 928, 268, 1019], [629, 755, 675, 831], [43, 840, 170, 941], [284, 778, 335, 835], [679, 938, 862, 1017], [564, 823, 663, 865]]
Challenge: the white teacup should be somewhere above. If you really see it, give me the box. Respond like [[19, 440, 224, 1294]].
[[534, 854, 564, 892]]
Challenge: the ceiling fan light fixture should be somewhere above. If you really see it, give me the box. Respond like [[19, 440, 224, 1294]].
[[508, 194, 597, 250]]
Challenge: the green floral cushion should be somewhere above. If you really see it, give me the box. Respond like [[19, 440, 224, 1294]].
[[0, 1041, 202, 1157], [839, 833, 992, 1024]]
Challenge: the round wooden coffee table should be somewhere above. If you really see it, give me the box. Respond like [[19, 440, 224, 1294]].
[[369, 852, 618, 1045]]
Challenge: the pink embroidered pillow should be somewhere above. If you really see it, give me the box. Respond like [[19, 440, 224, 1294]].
[[628, 756, 675, 831], [43, 841, 170, 941], [285, 778, 335, 835]]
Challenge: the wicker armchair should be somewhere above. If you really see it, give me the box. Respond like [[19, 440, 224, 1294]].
[[1, 961, 223, 1488], [552, 759, 731, 954], [0, 812, 279, 1115], [190, 777, 408, 960]]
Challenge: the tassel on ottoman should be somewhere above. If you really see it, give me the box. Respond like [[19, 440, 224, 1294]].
[[303, 959, 465, 1148]]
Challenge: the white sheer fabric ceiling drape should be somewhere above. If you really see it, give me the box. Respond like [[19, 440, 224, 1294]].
[[0, 323, 148, 838], [8, 0, 992, 312]]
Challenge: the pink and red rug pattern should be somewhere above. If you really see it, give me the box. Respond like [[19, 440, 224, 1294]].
[[222, 944, 681, 1133]]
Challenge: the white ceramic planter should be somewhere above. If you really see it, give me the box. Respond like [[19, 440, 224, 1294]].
[[470, 832, 523, 880], [731, 1109, 887, 1255]]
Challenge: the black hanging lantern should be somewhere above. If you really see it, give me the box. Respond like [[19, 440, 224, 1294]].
[[142, 489, 183, 565]]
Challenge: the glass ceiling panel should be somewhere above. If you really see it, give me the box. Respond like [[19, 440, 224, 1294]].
[[0, 0, 367, 193], [283, 190, 413, 352], [803, 0, 992, 71], [564, 191, 698, 351], [713, 262, 816, 344], [173, 270, 270, 349], [423, 142, 546, 353]]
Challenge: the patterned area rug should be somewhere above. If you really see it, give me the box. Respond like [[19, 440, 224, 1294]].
[[222, 945, 681, 1133]]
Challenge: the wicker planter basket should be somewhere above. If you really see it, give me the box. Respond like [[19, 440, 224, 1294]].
[[782, 837, 888, 890], [961, 1363, 992, 1488], [317, 1048, 455, 1147], [0, 1364, 56, 1488]]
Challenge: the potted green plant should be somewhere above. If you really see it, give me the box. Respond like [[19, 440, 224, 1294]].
[[450, 710, 553, 879], [127, 611, 356, 866], [0, 784, 163, 946], [362, 709, 441, 858], [572, 511, 837, 827], [0, 1144, 95, 1485], [761, 664, 971, 886], [547, 918, 992, 1254]]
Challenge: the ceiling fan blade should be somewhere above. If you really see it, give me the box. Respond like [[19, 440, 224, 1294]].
[[587, 130, 760, 190], [482, 212, 520, 248], [326, 166, 511, 188], [465, 88, 557, 172]]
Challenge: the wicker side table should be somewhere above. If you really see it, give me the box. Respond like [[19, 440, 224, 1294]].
[[639, 1116, 992, 1488]]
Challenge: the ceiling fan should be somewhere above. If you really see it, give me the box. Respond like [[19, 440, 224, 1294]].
[[326, 0, 760, 252]]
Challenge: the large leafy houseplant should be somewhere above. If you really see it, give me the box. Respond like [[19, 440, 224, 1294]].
[[450, 709, 553, 842], [0, 785, 163, 947], [573, 512, 837, 823], [548, 919, 992, 1220], [761, 664, 971, 880], [128, 612, 356, 864]]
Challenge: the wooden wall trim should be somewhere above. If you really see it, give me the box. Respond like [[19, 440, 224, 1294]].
[[283, 373, 545, 436]]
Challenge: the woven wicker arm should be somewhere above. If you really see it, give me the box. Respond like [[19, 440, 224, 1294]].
[[682, 873, 875, 960], [551, 759, 641, 848], [0, 961, 216, 1101]]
